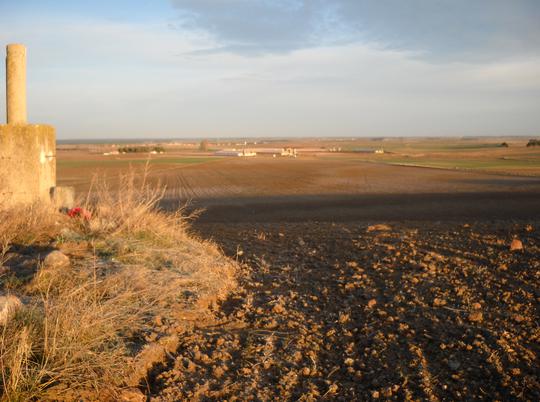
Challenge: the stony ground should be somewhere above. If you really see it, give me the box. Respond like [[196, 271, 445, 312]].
[[147, 220, 539, 401]]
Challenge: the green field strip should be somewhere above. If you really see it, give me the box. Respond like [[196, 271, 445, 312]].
[[58, 156, 223, 168]]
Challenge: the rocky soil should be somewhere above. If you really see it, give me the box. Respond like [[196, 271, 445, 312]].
[[148, 220, 539, 401]]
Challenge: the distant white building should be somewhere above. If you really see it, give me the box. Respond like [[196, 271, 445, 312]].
[[214, 149, 256, 157], [250, 148, 297, 157]]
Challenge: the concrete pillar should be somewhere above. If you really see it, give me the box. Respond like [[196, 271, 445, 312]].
[[6, 44, 27, 125]]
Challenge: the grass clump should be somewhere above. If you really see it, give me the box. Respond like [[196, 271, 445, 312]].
[[0, 170, 237, 400]]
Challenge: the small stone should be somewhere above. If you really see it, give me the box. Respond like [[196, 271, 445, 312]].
[[0, 294, 22, 325], [433, 298, 446, 307], [43, 250, 70, 269], [272, 303, 285, 314], [213, 366, 225, 378], [367, 299, 377, 308], [510, 239, 523, 251], [265, 319, 278, 329], [512, 314, 525, 323], [448, 358, 461, 371], [468, 311, 483, 323], [372, 390, 380, 398], [367, 224, 391, 232], [472, 302, 482, 310], [119, 387, 145, 402], [338, 312, 350, 324], [344, 358, 355, 366], [327, 384, 338, 394]]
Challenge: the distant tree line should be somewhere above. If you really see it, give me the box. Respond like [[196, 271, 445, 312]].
[[199, 139, 209, 151], [118, 146, 165, 153], [526, 139, 540, 147]]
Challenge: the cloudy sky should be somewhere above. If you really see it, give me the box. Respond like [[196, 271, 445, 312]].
[[1, 0, 539, 139]]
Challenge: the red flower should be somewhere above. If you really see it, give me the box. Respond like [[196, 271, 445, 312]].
[[67, 207, 92, 220]]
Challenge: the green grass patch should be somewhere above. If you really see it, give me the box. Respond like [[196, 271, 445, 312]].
[[320, 155, 540, 173], [381, 158, 540, 170], [58, 157, 221, 169]]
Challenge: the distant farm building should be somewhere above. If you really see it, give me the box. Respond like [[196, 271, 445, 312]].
[[214, 148, 296, 157], [251, 148, 297, 157], [214, 149, 257, 157]]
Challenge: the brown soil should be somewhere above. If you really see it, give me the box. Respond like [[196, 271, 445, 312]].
[[58, 154, 540, 199], [55, 150, 540, 400], [146, 213, 539, 400]]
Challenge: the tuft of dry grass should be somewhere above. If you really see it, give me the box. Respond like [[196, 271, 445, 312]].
[[0, 168, 237, 400], [0, 204, 60, 265]]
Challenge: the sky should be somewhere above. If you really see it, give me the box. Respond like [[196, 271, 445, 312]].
[[0, 0, 539, 139]]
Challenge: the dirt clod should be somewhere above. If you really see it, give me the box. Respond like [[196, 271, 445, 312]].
[[468, 311, 483, 323], [510, 238, 523, 251], [147, 220, 540, 401]]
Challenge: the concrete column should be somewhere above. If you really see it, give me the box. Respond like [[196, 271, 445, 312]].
[[6, 44, 27, 125]]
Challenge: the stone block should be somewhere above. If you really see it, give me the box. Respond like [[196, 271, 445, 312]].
[[50, 186, 75, 209], [0, 124, 56, 207]]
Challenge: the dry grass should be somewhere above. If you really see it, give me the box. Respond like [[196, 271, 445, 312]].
[[0, 168, 237, 400], [0, 204, 60, 265]]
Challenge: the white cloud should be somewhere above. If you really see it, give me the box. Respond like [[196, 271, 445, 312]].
[[0, 13, 539, 138]]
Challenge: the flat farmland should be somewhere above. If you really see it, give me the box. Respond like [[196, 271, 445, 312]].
[[57, 144, 540, 222], [57, 147, 540, 202], [55, 139, 540, 400]]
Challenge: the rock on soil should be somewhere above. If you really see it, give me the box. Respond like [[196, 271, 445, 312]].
[[0, 294, 22, 325], [43, 250, 70, 269], [366, 224, 392, 232], [510, 238, 524, 251], [119, 388, 146, 402], [146, 220, 539, 401]]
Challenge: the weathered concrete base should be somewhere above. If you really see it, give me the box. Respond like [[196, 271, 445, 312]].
[[0, 124, 56, 207], [50, 186, 75, 209]]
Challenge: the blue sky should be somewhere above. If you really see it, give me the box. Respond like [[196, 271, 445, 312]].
[[1, 0, 539, 139]]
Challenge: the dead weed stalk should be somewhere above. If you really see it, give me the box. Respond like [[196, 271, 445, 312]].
[[0, 167, 236, 400]]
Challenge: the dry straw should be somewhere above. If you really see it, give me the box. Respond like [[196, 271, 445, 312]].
[[0, 166, 236, 400]]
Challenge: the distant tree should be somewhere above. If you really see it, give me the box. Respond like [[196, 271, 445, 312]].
[[526, 139, 540, 147], [199, 139, 209, 151], [500, 142, 509, 148], [118, 146, 151, 153]]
